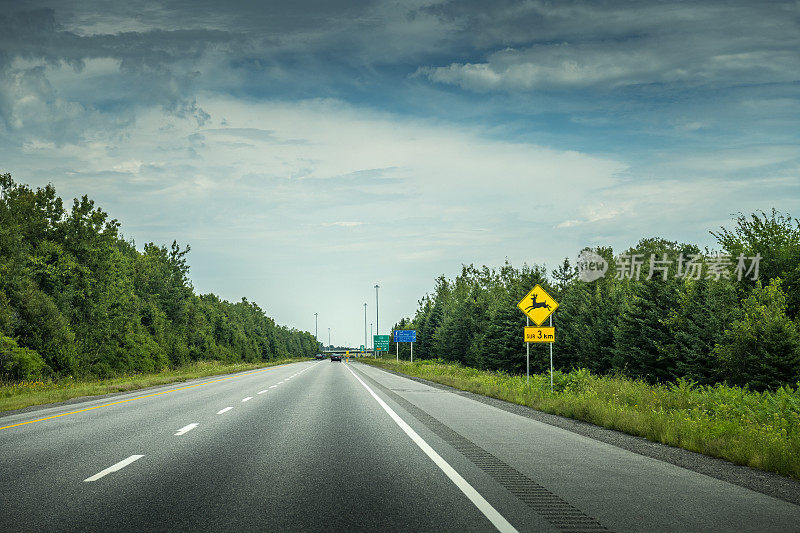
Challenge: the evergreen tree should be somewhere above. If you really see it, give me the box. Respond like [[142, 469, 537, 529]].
[[665, 279, 739, 384], [613, 279, 680, 382], [483, 292, 527, 373]]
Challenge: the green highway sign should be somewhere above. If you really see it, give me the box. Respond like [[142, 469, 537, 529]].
[[373, 335, 390, 351]]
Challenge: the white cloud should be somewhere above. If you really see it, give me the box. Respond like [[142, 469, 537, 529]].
[[322, 221, 365, 227], [419, 42, 800, 91], [556, 220, 581, 228], [1, 96, 627, 343], [664, 146, 800, 173], [16, 93, 797, 345]]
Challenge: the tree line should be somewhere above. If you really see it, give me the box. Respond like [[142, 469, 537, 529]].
[[0, 174, 317, 381], [390, 210, 800, 391]]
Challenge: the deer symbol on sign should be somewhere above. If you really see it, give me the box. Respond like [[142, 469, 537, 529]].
[[525, 294, 551, 312]]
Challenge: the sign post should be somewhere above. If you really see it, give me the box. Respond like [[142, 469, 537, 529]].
[[526, 316, 530, 385], [549, 315, 554, 392], [517, 284, 559, 392], [393, 330, 416, 362]]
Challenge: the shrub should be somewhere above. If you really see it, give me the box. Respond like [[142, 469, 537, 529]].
[[0, 335, 48, 380], [713, 279, 800, 390]]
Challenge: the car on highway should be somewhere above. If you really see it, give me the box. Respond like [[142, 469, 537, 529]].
[[330, 354, 342, 362], [314, 353, 325, 360]]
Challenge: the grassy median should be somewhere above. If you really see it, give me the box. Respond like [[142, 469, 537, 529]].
[[361, 358, 800, 480], [0, 358, 307, 413]]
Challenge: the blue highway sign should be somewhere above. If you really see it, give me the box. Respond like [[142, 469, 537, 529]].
[[393, 330, 416, 342]]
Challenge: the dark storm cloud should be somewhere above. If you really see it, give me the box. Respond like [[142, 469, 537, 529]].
[[53, 0, 379, 34], [0, 9, 239, 67], [0, 6, 253, 140], [0, 1, 444, 142], [1, 1, 798, 145], [417, 0, 800, 91]]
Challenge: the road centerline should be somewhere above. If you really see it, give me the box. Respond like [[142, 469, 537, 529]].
[[0, 362, 297, 431]]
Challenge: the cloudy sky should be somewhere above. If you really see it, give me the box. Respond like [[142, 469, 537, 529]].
[[1, 1, 799, 347]]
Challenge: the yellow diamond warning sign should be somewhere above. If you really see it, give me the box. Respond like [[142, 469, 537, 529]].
[[517, 284, 558, 326]]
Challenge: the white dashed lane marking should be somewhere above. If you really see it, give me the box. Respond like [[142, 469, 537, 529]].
[[84, 455, 144, 482], [217, 407, 233, 414], [174, 423, 198, 436]]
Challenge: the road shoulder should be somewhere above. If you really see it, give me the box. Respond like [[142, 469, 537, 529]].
[[362, 362, 800, 507]]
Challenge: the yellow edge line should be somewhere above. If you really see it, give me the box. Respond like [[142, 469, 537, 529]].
[[0, 362, 294, 430]]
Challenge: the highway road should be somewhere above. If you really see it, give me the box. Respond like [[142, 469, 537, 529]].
[[2, 359, 799, 532]]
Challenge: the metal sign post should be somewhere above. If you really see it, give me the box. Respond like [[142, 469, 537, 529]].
[[410, 342, 413, 363], [549, 314, 553, 393], [526, 316, 530, 385]]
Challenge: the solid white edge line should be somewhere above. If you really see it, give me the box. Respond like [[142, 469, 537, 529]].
[[217, 407, 233, 414], [242, 397, 253, 402], [344, 364, 518, 533], [84, 455, 144, 482], [174, 423, 199, 436]]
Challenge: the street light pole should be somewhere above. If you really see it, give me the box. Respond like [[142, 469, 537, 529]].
[[328, 327, 331, 350], [374, 284, 380, 336], [314, 313, 318, 345], [374, 284, 380, 359], [363, 303, 367, 352], [370, 323, 373, 356]]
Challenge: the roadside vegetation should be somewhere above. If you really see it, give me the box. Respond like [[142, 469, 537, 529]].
[[0, 174, 317, 384], [389, 210, 800, 392], [0, 357, 305, 413], [382, 210, 800, 480], [363, 358, 800, 480]]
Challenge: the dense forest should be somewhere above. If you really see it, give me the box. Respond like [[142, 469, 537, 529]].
[[390, 210, 800, 391], [0, 174, 317, 381]]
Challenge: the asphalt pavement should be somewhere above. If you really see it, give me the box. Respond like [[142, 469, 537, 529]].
[[1, 359, 799, 532]]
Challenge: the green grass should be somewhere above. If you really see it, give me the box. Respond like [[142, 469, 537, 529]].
[[0, 358, 306, 413], [362, 358, 800, 480]]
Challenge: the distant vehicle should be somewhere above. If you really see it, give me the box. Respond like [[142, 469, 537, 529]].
[[330, 354, 342, 362], [314, 353, 325, 360]]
